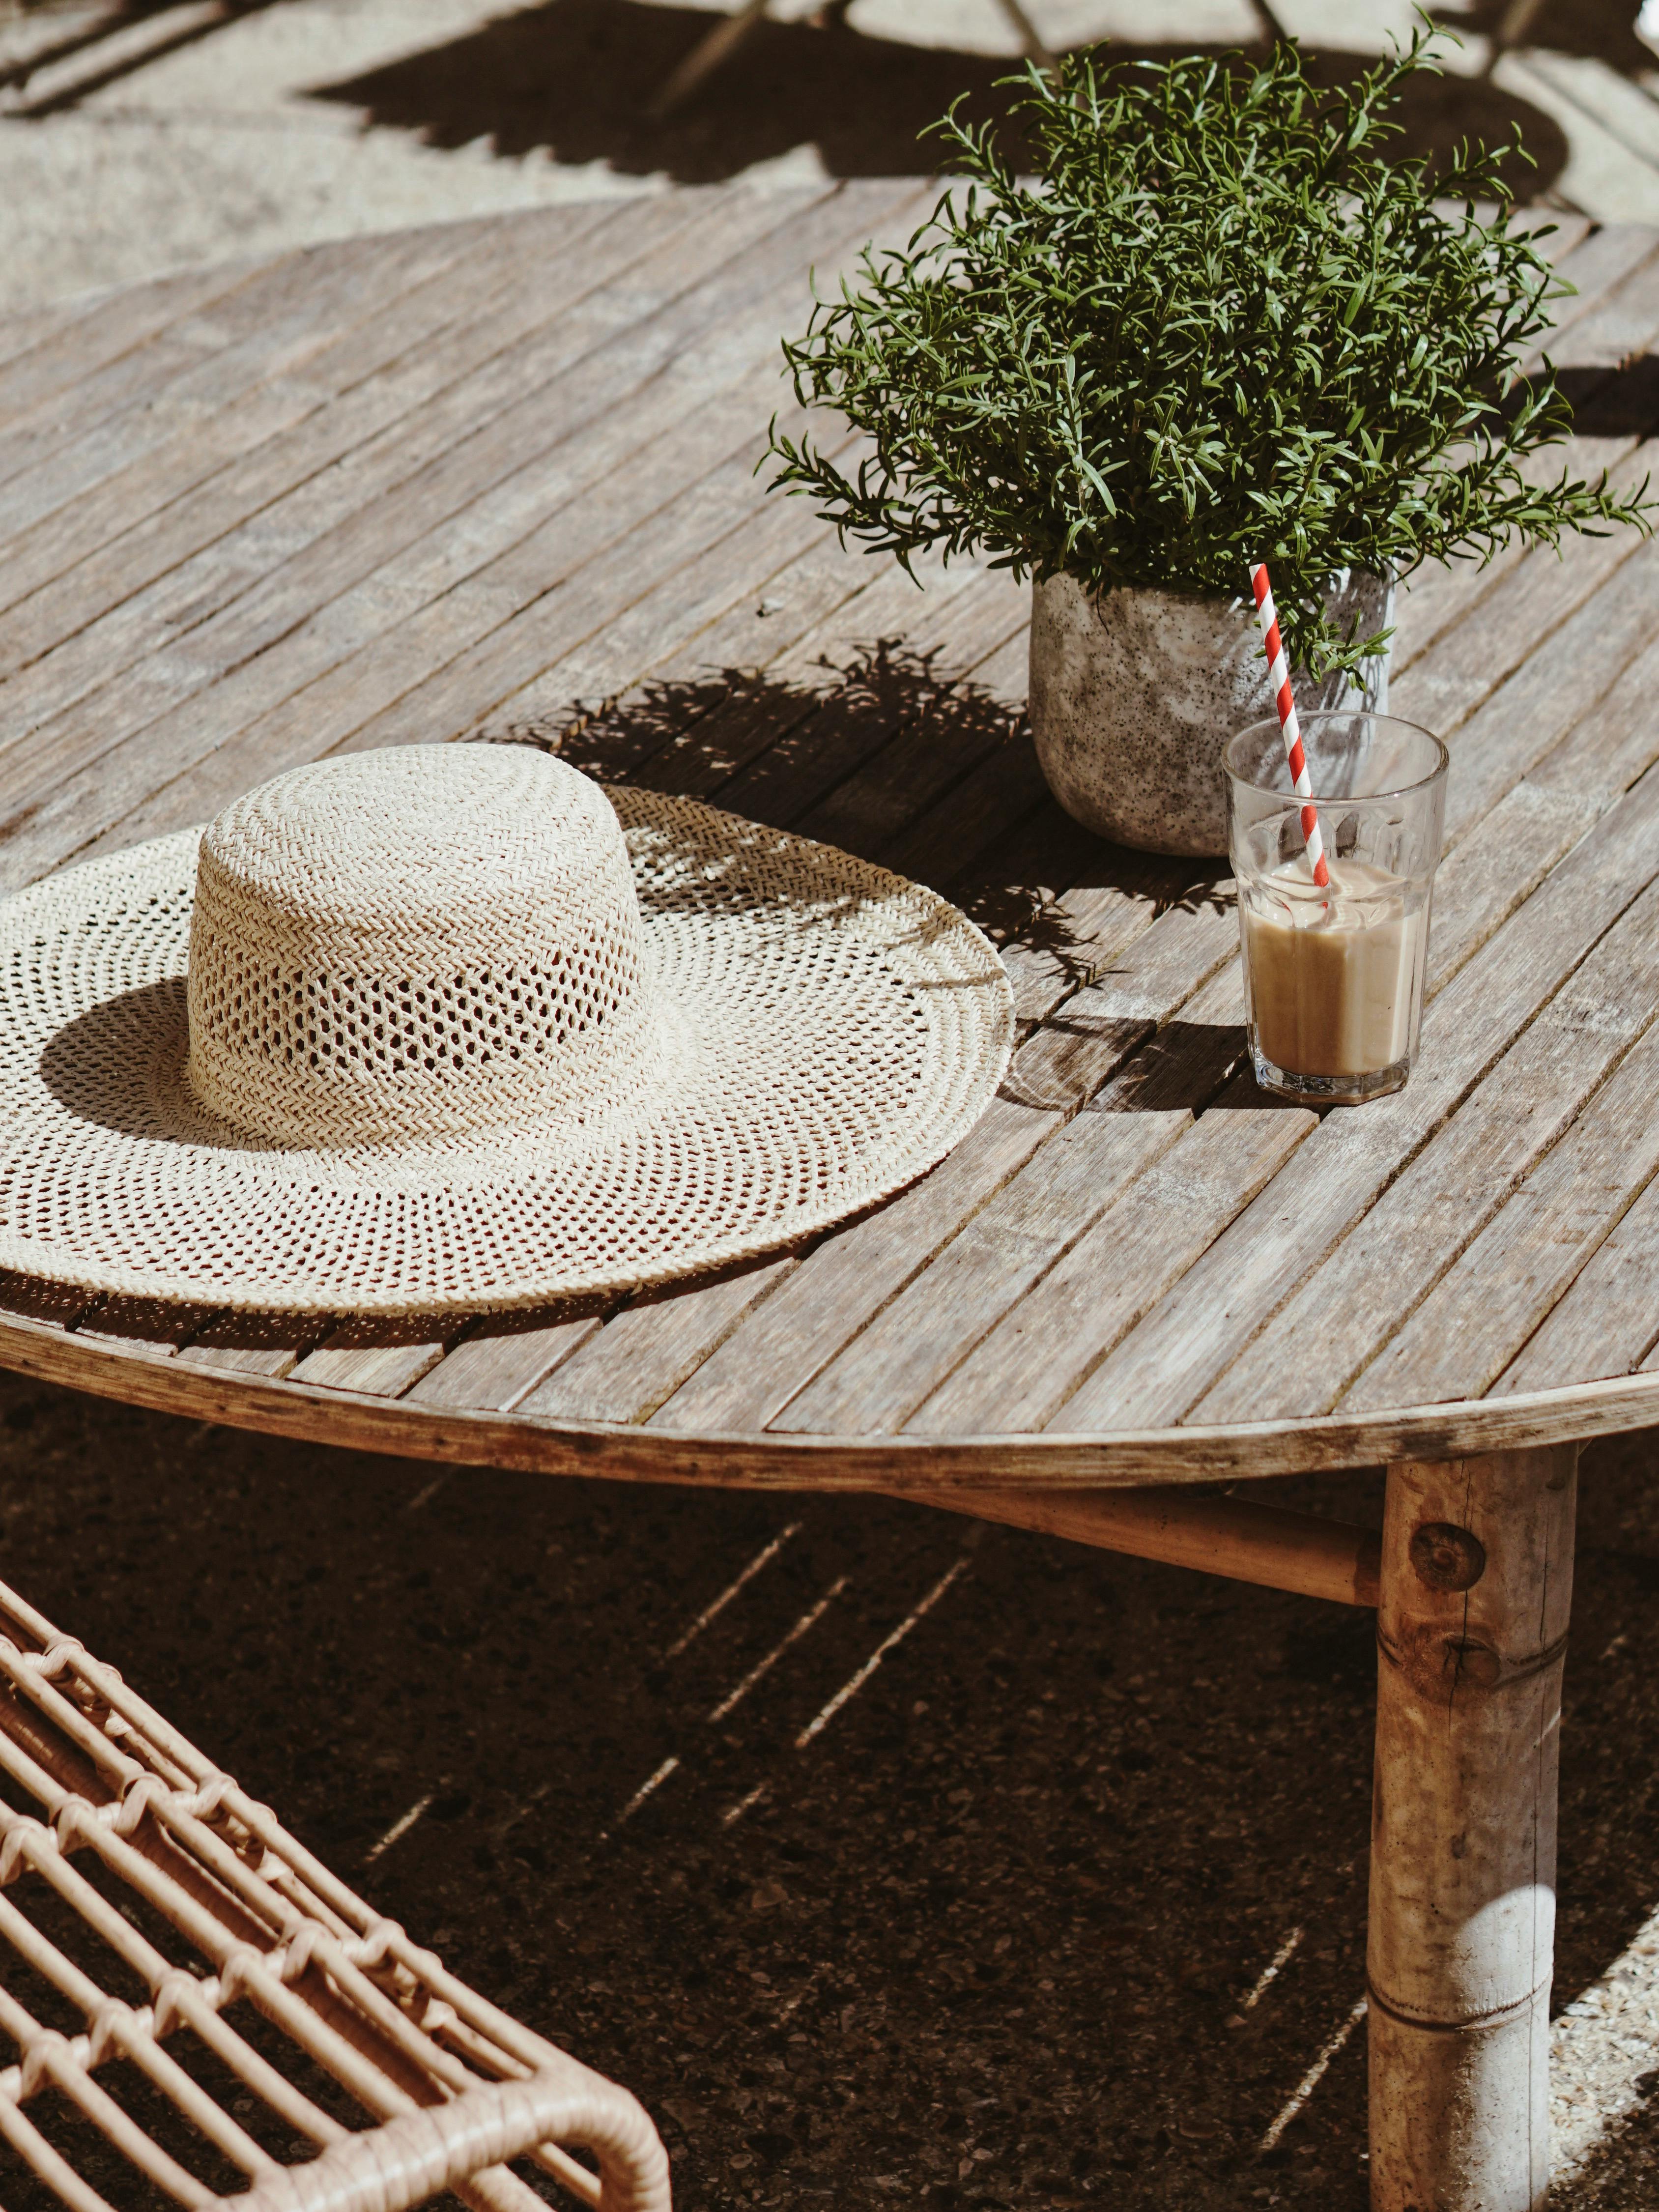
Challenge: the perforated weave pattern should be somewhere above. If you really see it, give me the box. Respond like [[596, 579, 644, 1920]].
[[0, 748, 1013, 1316], [186, 751, 653, 1147]]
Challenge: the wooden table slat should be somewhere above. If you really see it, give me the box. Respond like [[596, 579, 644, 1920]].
[[1387, 437, 1651, 788], [520, 1259, 802, 1427], [0, 191, 719, 684], [1494, 1164, 1659, 1395], [1433, 517, 1659, 850], [1518, 221, 1659, 364], [400, 1306, 612, 1413], [0, 258, 276, 432], [292, 1320, 458, 1397], [3, 195, 1659, 1486], [911, 1068, 1310, 1437], [0, 205, 630, 630], [1202, 874, 1659, 1423], [1352, 1011, 1659, 1408], [4, 190, 922, 887], [1059, 756, 1659, 1433], [1541, 232, 1659, 372], [770, 991, 1252, 1437], [649, 1009, 1166, 1437], [0, 185, 823, 744], [0, 214, 500, 546], [589, 549, 1004, 798]]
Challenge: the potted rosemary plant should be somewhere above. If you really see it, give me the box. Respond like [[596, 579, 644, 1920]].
[[766, 32, 1650, 856]]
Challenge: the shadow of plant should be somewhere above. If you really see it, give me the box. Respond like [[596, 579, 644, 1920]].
[[481, 638, 1227, 1008], [306, 0, 1566, 197]]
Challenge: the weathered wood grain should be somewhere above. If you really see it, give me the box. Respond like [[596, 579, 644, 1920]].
[[915, 1482, 1381, 1607], [521, 1257, 803, 1427], [14, 196, 925, 882], [1416, 606, 1659, 991], [1353, 1015, 1659, 1409], [1546, 236, 1659, 370], [594, 552, 1009, 803], [0, 208, 629, 625], [1390, 546, 1529, 675], [291, 1319, 458, 1397], [1368, 1446, 1575, 2211], [0, 216, 500, 550], [1199, 872, 1659, 1423], [911, 1065, 1313, 1433], [1054, 756, 1659, 1432], [0, 183, 840, 756], [1433, 520, 1659, 848], [0, 294, 101, 378], [402, 1306, 612, 1413], [652, 891, 1241, 1437], [1387, 439, 1651, 775], [318, 409, 858, 781], [1492, 1166, 1659, 1396], [0, 193, 718, 684], [1518, 223, 1659, 365], [0, 258, 268, 432], [772, 989, 1252, 1438], [2, 1300, 1659, 1485], [1386, 423, 1641, 676]]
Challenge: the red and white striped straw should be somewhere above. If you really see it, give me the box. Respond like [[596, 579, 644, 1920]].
[[1249, 561, 1328, 890]]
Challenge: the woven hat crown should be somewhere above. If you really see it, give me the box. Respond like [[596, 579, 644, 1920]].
[[186, 747, 654, 1148]]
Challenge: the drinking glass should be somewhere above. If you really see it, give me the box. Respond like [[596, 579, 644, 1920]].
[[1224, 712, 1449, 1106]]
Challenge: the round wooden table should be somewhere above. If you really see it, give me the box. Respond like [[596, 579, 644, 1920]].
[[3, 186, 1659, 2211]]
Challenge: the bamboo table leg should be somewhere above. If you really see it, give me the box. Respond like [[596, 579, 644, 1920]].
[[1368, 1444, 1578, 2211]]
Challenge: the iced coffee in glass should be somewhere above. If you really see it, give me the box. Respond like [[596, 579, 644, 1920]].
[[1224, 713, 1449, 1106]]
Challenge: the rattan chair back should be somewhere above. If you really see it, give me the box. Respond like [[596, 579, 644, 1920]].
[[0, 1578, 669, 2212]]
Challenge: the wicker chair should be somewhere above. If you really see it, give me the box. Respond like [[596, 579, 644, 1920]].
[[0, 1577, 670, 2212]]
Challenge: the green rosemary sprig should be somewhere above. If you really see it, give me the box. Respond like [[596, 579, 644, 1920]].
[[766, 26, 1650, 678]]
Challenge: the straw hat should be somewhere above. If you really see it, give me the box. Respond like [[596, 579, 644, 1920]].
[[0, 746, 1013, 1317]]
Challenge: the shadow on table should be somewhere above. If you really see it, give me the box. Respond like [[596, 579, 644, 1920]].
[[484, 639, 1231, 1012], [306, 0, 1565, 197], [1556, 358, 1659, 440]]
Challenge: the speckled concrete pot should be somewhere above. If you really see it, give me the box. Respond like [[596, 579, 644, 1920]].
[[1028, 568, 1394, 857]]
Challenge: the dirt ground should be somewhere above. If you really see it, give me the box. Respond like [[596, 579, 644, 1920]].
[[1, 1364, 1656, 2208]]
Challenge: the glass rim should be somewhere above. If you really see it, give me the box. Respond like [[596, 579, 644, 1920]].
[[1226, 711, 1449, 804]]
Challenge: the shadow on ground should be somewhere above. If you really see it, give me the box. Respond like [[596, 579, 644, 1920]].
[[308, 0, 1567, 198], [1, 1371, 1657, 2208]]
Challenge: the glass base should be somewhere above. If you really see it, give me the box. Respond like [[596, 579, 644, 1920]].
[[1249, 1042, 1410, 1106]]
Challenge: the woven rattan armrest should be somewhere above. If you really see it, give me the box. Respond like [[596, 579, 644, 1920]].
[[228, 2068, 667, 2212], [0, 1576, 671, 2212]]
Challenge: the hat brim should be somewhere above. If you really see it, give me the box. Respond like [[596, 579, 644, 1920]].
[[0, 788, 1013, 1317]]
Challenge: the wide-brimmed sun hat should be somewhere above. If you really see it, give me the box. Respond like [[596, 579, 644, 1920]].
[[0, 745, 1013, 1317]]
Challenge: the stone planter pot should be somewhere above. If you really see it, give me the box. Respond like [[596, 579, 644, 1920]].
[[1027, 568, 1394, 858]]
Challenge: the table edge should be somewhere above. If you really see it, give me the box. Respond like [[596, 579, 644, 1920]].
[[1, 1311, 1655, 1488]]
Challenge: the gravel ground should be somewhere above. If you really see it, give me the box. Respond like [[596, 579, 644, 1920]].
[[3, 0, 1658, 314], [0, 1367, 1656, 2207]]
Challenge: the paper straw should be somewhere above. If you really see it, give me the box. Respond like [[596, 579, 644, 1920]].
[[1249, 562, 1328, 889]]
